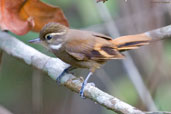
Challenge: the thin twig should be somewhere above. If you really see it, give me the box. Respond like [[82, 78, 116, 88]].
[[32, 70, 43, 114], [95, 2, 157, 111]]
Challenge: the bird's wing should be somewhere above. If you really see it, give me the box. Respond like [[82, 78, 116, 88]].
[[64, 31, 124, 61]]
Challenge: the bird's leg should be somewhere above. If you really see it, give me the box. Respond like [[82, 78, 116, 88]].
[[79, 72, 93, 98], [56, 66, 74, 85]]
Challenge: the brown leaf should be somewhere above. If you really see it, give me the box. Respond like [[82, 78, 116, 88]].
[[96, 0, 108, 3], [0, 0, 68, 35], [152, 1, 171, 3], [19, 0, 69, 32], [0, 0, 34, 35]]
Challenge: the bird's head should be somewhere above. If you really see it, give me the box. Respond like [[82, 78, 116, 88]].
[[29, 22, 68, 48]]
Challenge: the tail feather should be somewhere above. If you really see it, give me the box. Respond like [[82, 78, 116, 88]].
[[111, 33, 152, 51]]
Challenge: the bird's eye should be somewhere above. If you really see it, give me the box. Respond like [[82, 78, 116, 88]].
[[45, 34, 53, 40]]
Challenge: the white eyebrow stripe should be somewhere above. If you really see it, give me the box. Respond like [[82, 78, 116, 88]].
[[50, 31, 66, 36]]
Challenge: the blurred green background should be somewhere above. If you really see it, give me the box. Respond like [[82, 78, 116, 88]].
[[0, 0, 171, 114]]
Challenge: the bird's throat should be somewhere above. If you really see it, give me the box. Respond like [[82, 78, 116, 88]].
[[49, 43, 63, 50]]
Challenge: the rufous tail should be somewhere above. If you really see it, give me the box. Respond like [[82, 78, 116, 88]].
[[111, 33, 152, 51]]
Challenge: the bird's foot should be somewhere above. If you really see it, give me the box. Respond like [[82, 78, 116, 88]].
[[56, 66, 72, 85], [79, 72, 93, 99], [79, 85, 86, 99], [56, 75, 62, 85], [88, 82, 95, 87], [79, 82, 95, 98]]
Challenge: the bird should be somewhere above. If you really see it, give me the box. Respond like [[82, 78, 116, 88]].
[[29, 22, 152, 98]]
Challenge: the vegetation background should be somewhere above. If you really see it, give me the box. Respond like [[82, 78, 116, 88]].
[[0, 0, 171, 114]]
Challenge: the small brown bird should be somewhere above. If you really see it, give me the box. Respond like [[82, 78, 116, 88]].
[[29, 22, 152, 98]]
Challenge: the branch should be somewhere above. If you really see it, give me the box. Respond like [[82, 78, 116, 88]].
[[0, 23, 171, 113], [0, 105, 12, 114], [0, 32, 144, 114], [118, 24, 171, 42], [95, 2, 157, 111], [96, 0, 127, 3], [146, 112, 171, 114]]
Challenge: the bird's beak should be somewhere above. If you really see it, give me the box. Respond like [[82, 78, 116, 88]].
[[29, 38, 41, 44]]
